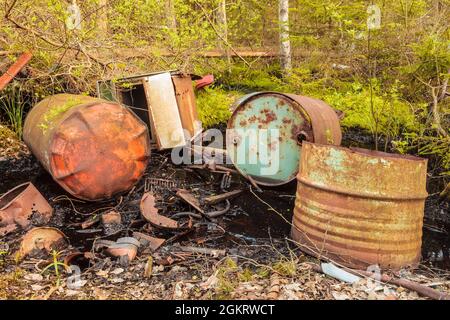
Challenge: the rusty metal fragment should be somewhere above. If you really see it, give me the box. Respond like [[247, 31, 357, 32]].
[[133, 231, 165, 252], [204, 190, 243, 205], [103, 237, 140, 262], [172, 74, 202, 138], [23, 94, 150, 201], [81, 214, 100, 229], [195, 74, 214, 90], [0, 52, 32, 91], [140, 192, 179, 229], [0, 182, 52, 236], [176, 189, 204, 214], [101, 211, 121, 225], [18, 227, 68, 259], [291, 142, 428, 270]]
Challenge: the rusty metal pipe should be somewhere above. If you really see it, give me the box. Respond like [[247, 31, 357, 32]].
[[291, 142, 428, 270], [23, 94, 150, 201], [0, 52, 32, 91]]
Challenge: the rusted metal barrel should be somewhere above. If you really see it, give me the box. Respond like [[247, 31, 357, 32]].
[[23, 94, 150, 201], [291, 142, 428, 270], [226, 92, 341, 186]]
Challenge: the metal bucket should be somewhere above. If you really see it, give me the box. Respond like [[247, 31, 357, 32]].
[[226, 92, 341, 186], [291, 142, 428, 270], [23, 94, 150, 201]]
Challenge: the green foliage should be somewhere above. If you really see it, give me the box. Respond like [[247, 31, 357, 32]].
[[321, 80, 419, 140], [272, 260, 297, 277], [394, 133, 450, 177], [41, 250, 68, 287], [408, 35, 450, 84], [0, 84, 27, 138], [196, 87, 237, 127]]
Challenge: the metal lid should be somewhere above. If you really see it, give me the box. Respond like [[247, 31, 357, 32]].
[[226, 92, 313, 186]]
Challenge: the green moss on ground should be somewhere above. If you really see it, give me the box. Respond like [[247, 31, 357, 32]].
[[0, 124, 27, 158]]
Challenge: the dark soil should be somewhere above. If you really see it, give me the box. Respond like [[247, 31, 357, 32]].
[[0, 128, 449, 272]]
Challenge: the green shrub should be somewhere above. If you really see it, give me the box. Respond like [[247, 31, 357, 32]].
[[321, 81, 419, 140], [196, 86, 239, 128], [0, 84, 27, 138]]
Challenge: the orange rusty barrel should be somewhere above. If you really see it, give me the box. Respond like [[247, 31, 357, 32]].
[[23, 94, 150, 201], [291, 142, 428, 270]]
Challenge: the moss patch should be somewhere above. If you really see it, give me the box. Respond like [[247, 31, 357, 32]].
[[0, 124, 27, 158], [196, 87, 240, 128], [38, 98, 83, 133]]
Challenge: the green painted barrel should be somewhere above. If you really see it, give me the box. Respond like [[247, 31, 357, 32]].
[[226, 92, 342, 186]]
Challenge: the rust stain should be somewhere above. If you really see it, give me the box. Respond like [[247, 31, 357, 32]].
[[172, 74, 201, 138], [260, 109, 277, 124], [291, 142, 428, 270]]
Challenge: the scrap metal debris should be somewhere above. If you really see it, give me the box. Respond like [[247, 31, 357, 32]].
[[204, 189, 243, 205], [97, 71, 202, 150], [18, 227, 68, 259], [96, 237, 140, 263], [176, 189, 204, 214], [0, 182, 52, 236], [101, 211, 121, 225], [140, 192, 179, 229], [194, 74, 214, 90], [133, 231, 165, 252]]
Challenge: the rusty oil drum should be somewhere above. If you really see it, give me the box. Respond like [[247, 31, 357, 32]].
[[23, 94, 150, 201], [291, 142, 428, 270], [226, 92, 341, 186]]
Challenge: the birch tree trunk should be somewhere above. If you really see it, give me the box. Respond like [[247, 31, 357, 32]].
[[279, 0, 292, 77], [97, 0, 108, 37], [217, 0, 231, 69], [166, 0, 177, 31]]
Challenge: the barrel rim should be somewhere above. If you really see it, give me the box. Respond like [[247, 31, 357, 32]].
[[302, 141, 428, 164]]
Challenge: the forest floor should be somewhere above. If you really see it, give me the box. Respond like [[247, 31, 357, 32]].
[[0, 128, 449, 300]]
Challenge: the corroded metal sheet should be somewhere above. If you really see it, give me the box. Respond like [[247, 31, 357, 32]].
[[18, 227, 68, 259], [172, 74, 202, 138], [291, 142, 428, 270], [23, 94, 150, 201], [140, 192, 179, 229], [0, 182, 52, 235], [285, 94, 342, 145], [226, 92, 341, 186], [144, 72, 186, 149]]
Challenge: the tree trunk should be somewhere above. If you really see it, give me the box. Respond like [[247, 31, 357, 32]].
[[166, 0, 177, 31], [431, 87, 448, 137], [97, 0, 108, 37], [279, 0, 292, 77], [217, 0, 231, 69]]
